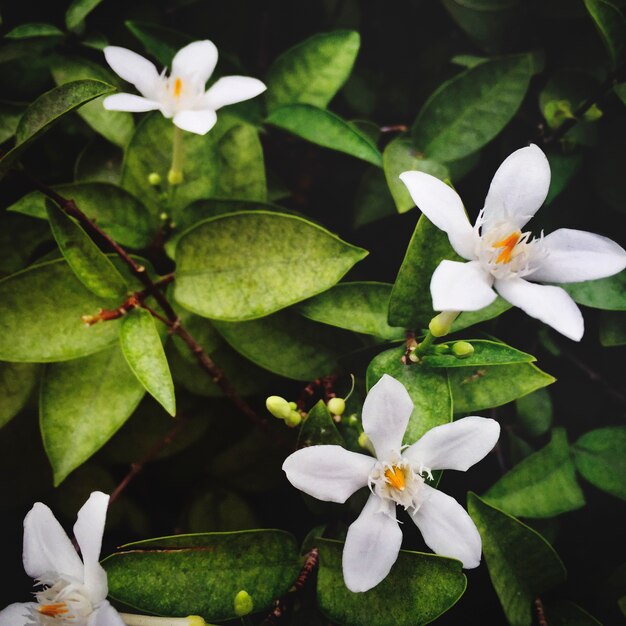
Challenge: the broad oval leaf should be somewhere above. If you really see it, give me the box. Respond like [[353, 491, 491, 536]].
[[366, 346, 452, 443], [317, 538, 466, 626], [561, 270, 626, 310], [0, 362, 39, 428], [584, 0, 626, 68], [600, 310, 626, 346], [120, 308, 175, 416], [267, 104, 383, 166], [0, 101, 25, 144], [40, 345, 146, 485], [266, 30, 360, 111], [103, 530, 301, 621], [483, 428, 585, 517], [515, 387, 553, 437], [468, 493, 567, 626], [412, 54, 533, 162], [174, 211, 367, 321], [421, 340, 535, 368]]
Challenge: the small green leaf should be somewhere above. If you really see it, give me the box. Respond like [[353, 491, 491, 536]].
[[317, 538, 466, 626], [174, 211, 367, 321], [484, 429, 585, 517], [383, 136, 449, 213], [0, 101, 25, 144], [468, 493, 567, 626], [600, 310, 626, 346], [266, 30, 360, 111], [515, 388, 553, 437], [388, 214, 461, 329], [366, 347, 452, 443], [412, 54, 533, 161], [297, 282, 404, 340], [422, 340, 535, 368], [545, 601, 603, 626], [103, 530, 301, 621], [562, 271, 626, 310], [1, 80, 114, 175], [615, 82, 626, 105], [267, 104, 383, 166], [0, 362, 39, 428], [125, 20, 192, 67], [584, 0, 626, 68], [299, 400, 344, 447], [46, 199, 128, 300], [573, 426, 626, 500], [5, 23, 64, 39], [451, 298, 512, 332], [40, 345, 146, 485], [449, 363, 555, 413], [65, 0, 103, 32], [120, 309, 176, 416]]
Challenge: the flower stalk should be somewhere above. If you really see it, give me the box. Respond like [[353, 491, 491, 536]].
[[168, 125, 185, 186], [120, 614, 212, 626]]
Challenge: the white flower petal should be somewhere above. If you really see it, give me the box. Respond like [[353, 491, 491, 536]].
[[102, 93, 161, 112], [172, 40, 218, 86], [342, 495, 402, 592], [495, 277, 584, 341], [74, 492, 109, 603], [403, 416, 500, 471], [173, 108, 217, 135], [399, 171, 476, 260], [362, 374, 414, 459], [103, 46, 160, 98], [411, 485, 481, 569], [282, 445, 375, 503], [202, 76, 267, 110], [22, 502, 84, 583], [0, 602, 34, 626], [88, 600, 126, 626], [431, 260, 497, 311], [530, 228, 626, 284], [482, 144, 551, 232]]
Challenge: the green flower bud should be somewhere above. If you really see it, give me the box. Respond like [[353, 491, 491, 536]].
[[452, 341, 474, 358], [327, 397, 346, 416], [168, 169, 184, 185], [358, 432, 375, 455], [265, 396, 292, 420], [147, 172, 162, 186], [285, 410, 302, 428], [543, 99, 574, 129], [234, 590, 253, 616], [288, 401, 298, 410], [434, 343, 450, 354], [348, 414, 358, 426]]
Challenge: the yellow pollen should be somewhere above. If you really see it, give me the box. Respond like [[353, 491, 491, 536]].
[[493, 231, 521, 264], [39, 603, 69, 617], [174, 77, 183, 99], [384, 466, 405, 491]]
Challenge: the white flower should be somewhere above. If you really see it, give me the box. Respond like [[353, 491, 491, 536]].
[[102, 40, 266, 135], [0, 492, 124, 626], [282, 374, 500, 592], [399, 144, 626, 341]]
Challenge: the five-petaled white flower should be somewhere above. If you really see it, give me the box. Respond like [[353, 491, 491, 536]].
[[282, 374, 500, 592], [0, 491, 124, 626], [103, 40, 266, 135], [400, 144, 626, 341]]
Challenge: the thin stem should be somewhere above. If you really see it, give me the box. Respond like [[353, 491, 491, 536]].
[[414, 330, 436, 357], [120, 614, 214, 626], [168, 124, 185, 200]]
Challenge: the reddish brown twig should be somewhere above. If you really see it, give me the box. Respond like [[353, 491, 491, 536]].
[[534, 597, 548, 626]]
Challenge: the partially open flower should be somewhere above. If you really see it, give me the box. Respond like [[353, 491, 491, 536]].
[[103, 40, 266, 135], [282, 374, 500, 592]]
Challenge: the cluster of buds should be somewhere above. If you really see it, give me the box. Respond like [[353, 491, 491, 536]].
[[266, 396, 302, 427]]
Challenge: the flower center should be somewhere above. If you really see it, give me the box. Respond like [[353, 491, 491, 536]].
[[369, 457, 427, 512], [384, 465, 406, 491], [33, 578, 94, 625], [493, 231, 521, 264], [38, 603, 69, 617], [174, 77, 183, 99]]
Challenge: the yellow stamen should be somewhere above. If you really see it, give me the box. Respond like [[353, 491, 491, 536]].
[[39, 603, 69, 617], [493, 231, 521, 264], [174, 77, 183, 99], [384, 466, 405, 491]]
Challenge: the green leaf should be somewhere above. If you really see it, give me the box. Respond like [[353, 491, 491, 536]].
[[213, 309, 359, 381], [449, 363, 555, 413], [0, 80, 115, 176], [600, 310, 626, 346], [584, 0, 626, 68], [267, 104, 383, 166], [65, 0, 103, 32], [40, 345, 146, 485], [383, 136, 449, 213], [317, 538, 466, 626], [352, 167, 397, 229], [412, 54, 533, 161], [299, 400, 344, 447], [297, 282, 404, 340], [75, 138, 123, 185], [45, 200, 128, 300], [573, 426, 626, 500], [545, 151, 583, 204], [103, 530, 301, 621], [515, 387, 553, 437], [125, 20, 192, 67], [0, 258, 125, 362], [50, 57, 134, 147], [388, 214, 461, 329], [0, 362, 39, 428], [421, 340, 535, 368], [120, 309, 176, 416], [484, 429, 585, 517], [174, 211, 367, 321], [562, 271, 626, 310], [451, 298, 513, 332], [366, 346, 452, 443], [0, 101, 25, 144], [266, 30, 360, 111], [545, 601, 603, 626], [467, 493, 567, 626], [615, 82, 626, 105], [0, 212, 51, 276], [5, 23, 64, 39]]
